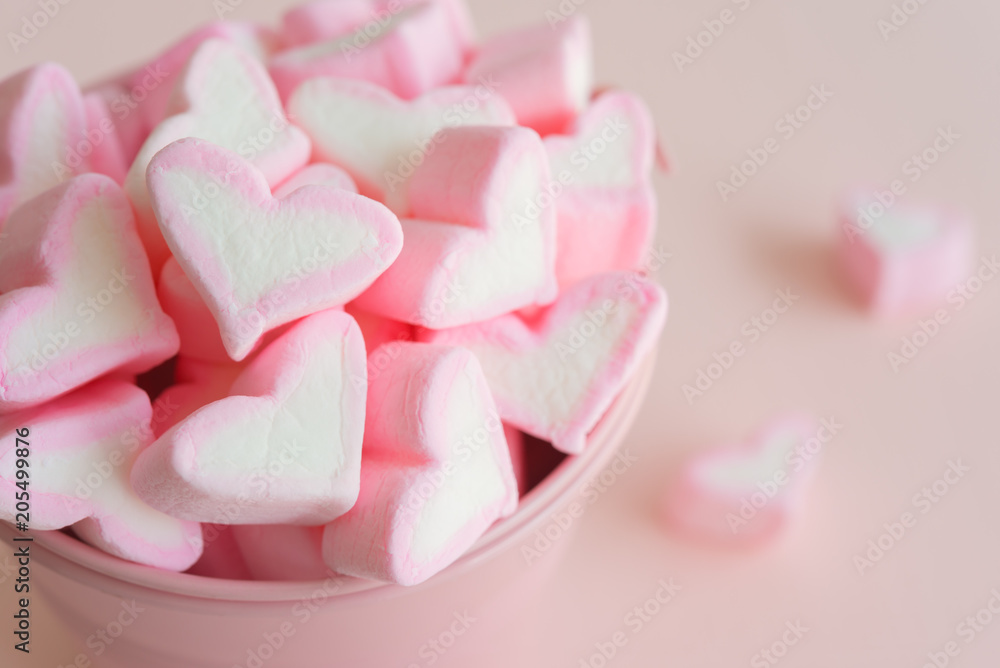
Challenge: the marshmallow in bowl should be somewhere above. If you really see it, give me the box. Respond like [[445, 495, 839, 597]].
[[322, 343, 518, 586], [0, 174, 179, 413], [0, 380, 203, 571], [422, 272, 666, 454]]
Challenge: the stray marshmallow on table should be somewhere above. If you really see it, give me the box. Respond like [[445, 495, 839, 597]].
[[839, 194, 974, 318], [422, 271, 667, 454], [0, 174, 179, 413], [662, 415, 822, 546], [323, 342, 518, 586], [0, 380, 203, 570], [132, 309, 368, 526]]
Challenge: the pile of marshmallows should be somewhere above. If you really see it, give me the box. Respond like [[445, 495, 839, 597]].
[[0, 0, 668, 585]]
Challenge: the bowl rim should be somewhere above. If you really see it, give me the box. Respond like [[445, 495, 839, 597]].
[[0, 353, 656, 604]]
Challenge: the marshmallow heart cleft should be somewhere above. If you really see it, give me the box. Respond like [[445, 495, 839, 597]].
[[131, 309, 368, 526], [0, 174, 179, 413], [147, 138, 403, 361], [353, 125, 558, 329], [422, 271, 667, 454], [0, 380, 203, 571], [323, 342, 518, 586]]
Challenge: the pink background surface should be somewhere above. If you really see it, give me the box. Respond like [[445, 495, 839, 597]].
[[3, 0, 1000, 665]]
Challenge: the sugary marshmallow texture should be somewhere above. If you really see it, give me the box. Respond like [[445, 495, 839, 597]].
[[464, 15, 592, 135], [422, 272, 666, 454], [839, 195, 974, 318], [0, 63, 90, 226], [354, 125, 558, 328], [289, 77, 515, 214], [323, 343, 518, 586], [0, 174, 179, 413], [544, 90, 657, 287], [147, 139, 402, 361], [132, 309, 367, 525], [269, 0, 466, 102], [125, 38, 311, 273], [662, 415, 822, 546], [0, 380, 203, 570]]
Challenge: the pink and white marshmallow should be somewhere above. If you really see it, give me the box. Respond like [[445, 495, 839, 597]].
[[662, 415, 824, 546], [0, 174, 179, 413], [544, 90, 658, 287], [839, 194, 974, 318], [147, 139, 402, 361], [422, 272, 666, 454], [322, 343, 517, 585], [353, 125, 558, 328], [463, 16, 592, 135], [288, 77, 515, 213], [125, 38, 311, 272], [0, 380, 203, 570], [132, 309, 367, 525]]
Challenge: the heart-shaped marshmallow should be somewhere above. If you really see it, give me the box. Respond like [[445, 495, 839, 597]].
[[0, 380, 203, 570], [544, 90, 657, 287], [82, 91, 130, 184], [125, 38, 311, 273], [269, 0, 465, 102], [131, 309, 367, 525], [463, 15, 592, 135], [662, 415, 824, 545], [422, 271, 667, 454], [353, 125, 558, 328], [272, 162, 358, 198], [289, 77, 515, 214], [322, 342, 517, 585], [839, 194, 974, 317], [0, 63, 91, 226], [147, 139, 403, 361], [0, 174, 179, 413]]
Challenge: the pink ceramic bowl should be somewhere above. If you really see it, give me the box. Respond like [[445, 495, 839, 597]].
[[1, 356, 655, 668]]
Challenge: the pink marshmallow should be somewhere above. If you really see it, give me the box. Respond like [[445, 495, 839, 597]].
[[125, 38, 312, 274], [421, 271, 667, 454], [505, 423, 528, 497], [131, 22, 279, 131], [269, 0, 465, 102], [0, 63, 90, 226], [463, 16, 593, 135], [231, 524, 328, 581], [353, 125, 558, 328], [344, 303, 415, 352], [187, 524, 254, 580], [82, 92, 130, 184], [147, 139, 402, 361], [157, 258, 232, 364], [544, 90, 658, 287], [131, 309, 368, 525], [0, 380, 203, 570], [151, 359, 246, 439], [839, 194, 975, 317], [0, 174, 179, 413], [322, 343, 517, 585], [289, 77, 515, 214], [662, 415, 824, 546], [81, 81, 149, 167]]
